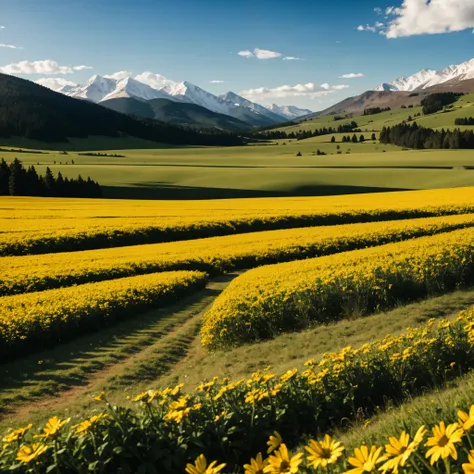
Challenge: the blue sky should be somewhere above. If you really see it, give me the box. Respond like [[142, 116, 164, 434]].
[[1, 0, 473, 111]]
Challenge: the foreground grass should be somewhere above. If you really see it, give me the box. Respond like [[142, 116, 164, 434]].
[[2, 285, 474, 433], [162, 287, 474, 389]]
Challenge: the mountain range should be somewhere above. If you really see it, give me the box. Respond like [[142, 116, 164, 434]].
[[376, 58, 474, 92], [51, 75, 312, 129]]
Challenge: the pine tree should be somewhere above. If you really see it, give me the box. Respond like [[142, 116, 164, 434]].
[[331, 136, 336, 143], [0, 159, 10, 195], [8, 159, 25, 196], [352, 134, 358, 144], [43, 167, 56, 196], [371, 133, 377, 141], [359, 135, 365, 142]]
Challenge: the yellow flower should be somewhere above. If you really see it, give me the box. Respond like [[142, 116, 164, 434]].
[[35, 416, 70, 439], [267, 431, 283, 454], [280, 369, 297, 383], [2, 424, 33, 444], [185, 454, 226, 474], [345, 445, 386, 474], [73, 413, 108, 435], [264, 444, 303, 474], [380, 426, 426, 473], [459, 406, 474, 431], [93, 391, 106, 402], [462, 450, 474, 474], [425, 422, 464, 465], [16, 443, 48, 464], [305, 434, 344, 469], [244, 452, 267, 474]]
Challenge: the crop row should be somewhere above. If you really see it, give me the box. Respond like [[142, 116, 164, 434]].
[[3, 188, 474, 255], [202, 226, 474, 348], [0, 270, 207, 359], [2, 305, 474, 472], [3, 214, 474, 297]]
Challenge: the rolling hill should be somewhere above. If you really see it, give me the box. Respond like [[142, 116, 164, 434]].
[[0, 74, 243, 146], [101, 97, 250, 130]]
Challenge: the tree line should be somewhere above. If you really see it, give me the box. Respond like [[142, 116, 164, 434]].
[[420, 92, 463, 115], [379, 122, 474, 149], [252, 122, 359, 141], [0, 158, 102, 197], [363, 107, 391, 116], [455, 117, 474, 126]]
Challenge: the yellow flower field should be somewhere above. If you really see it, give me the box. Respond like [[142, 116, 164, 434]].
[[2, 213, 474, 296], [201, 226, 474, 348], [0, 270, 207, 358], [3, 187, 474, 255]]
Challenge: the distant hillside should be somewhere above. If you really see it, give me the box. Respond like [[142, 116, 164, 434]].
[[101, 97, 250, 130], [0, 74, 243, 146], [304, 77, 474, 120]]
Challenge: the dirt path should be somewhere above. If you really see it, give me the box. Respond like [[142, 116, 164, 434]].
[[0, 273, 239, 428]]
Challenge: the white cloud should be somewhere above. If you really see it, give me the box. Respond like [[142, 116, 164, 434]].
[[374, 7, 383, 14], [210, 80, 224, 84], [133, 71, 177, 89], [283, 56, 302, 61], [105, 71, 132, 80], [237, 48, 282, 59], [239, 82, 349, 100], [0, 43, 22, 49], [384, 0, 474, 38], [238, 50, 254, 58], [73, 65, 93, 71], [357, 22, 385, 33], [339, 72, 365, 79], [0, 59, 92, 75], [0, 26, 5, 29], [35, 77, 77, 91]]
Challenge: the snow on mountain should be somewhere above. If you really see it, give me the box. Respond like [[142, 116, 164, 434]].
[[265, 104, 313, 119], [67, 75, 118, 103], [164, 81, 236, 115], [376, 58, 474, 91], [101, 77, 171, 102], [219, 92, 284, 121], [63, 74, 288, 125]]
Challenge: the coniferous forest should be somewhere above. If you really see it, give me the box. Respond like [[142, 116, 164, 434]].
[[0, 158, 102, 197], [380, 122, 474, 149]]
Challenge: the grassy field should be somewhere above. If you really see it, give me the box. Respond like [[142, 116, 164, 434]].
[[2, 145, 474, 199], [0, 93, 473, 200]]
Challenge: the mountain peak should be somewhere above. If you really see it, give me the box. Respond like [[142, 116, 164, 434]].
[[375, 57, 474, 91]]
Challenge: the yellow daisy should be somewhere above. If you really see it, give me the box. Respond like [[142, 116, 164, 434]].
[[425, 422, 464, 465], [305, 434, 344, 469]]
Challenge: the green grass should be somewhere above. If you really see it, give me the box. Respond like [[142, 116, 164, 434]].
[[2, 144, 474, 199], [0, 93, 473, 200], [3, 282, 474, 432]]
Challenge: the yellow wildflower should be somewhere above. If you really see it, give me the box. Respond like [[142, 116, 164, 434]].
[[185, 454, 226, 474], [305, 434, 344, 469], [264, 444, 303, 474], [425, 422, 464, 465], [267, 431, 283, 454], [16, 443, 48, 464]]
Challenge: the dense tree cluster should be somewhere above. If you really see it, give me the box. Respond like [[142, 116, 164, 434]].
[[253, 122, 358, 141], [455, 117, 474, 126], [379, 122, 474, 149], [0, 74, 244, 146], [420, 93, 463, 115], [0, 158, 102, 197], [363, 107, 391, 116]]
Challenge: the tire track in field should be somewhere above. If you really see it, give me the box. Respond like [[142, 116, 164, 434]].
[[0, 274, 238, 424]]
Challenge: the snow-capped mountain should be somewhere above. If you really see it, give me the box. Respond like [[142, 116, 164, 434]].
[[164, 81, 237, 115], [60, 74, 287, 127], [376, 58, 474, 92], [66, 75, 117, 103], [101, 77, 171, 102], [265, 104, 313, 119], [219, 92, 284, 122]]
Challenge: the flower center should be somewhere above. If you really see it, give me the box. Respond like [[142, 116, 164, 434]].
[[280, 460, 290, 472], [438, 435, 449, 447], [321, 448, 332, 459]]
